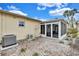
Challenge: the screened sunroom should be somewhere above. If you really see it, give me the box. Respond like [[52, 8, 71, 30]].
[[40, 19, 67, 40]]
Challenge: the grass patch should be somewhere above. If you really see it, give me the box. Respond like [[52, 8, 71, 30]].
[[59, 41, 64, 44], [20, 48, 26, 53]]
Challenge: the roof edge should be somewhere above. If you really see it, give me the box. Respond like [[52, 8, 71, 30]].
[[0, 10, 42, 22]]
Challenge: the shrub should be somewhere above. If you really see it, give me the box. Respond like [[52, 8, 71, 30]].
[[68, 28, 78, 34], [67, 28, 78, 38], [32, 52, 39, 56], [32, 39, 36, 41], [65, 38, 69, 40], [30, 35, 33, 39], [27, 34, 33, 38], [59, 41, 64, 44], [20, 48, 26, 53], [27, 34, 30, 39]]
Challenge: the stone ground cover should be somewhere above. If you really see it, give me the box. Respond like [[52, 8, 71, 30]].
[[1, 37, 79, 56]]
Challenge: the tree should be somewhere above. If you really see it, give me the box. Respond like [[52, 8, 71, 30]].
[[63, 9, 78, 45], [63, 10, 71, 20], [70, 9, 77, 28], [63, 10, 72, 28], [63, 9, 78, 28]]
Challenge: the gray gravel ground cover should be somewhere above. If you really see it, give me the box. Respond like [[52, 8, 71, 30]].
[[1, 37, 79, 56]]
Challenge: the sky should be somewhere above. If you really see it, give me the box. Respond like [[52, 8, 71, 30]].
[[0, 3, 79, 21]]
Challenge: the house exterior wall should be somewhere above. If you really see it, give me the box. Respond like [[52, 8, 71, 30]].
[[0, 13, 41, 43]]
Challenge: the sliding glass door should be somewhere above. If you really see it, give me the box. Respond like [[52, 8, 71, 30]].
[[41, 24, 59, 38], [46, 24, 51, 37], [41, 25, 45, 34], [52, 24, 58, 38]]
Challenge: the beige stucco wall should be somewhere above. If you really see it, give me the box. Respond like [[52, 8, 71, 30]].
[[0, 13, 41, 43]]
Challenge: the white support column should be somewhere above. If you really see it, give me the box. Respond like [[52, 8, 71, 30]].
[[58, 22, 61, 39], [51, 24, 52, 38], [45, 24, 47, 37]]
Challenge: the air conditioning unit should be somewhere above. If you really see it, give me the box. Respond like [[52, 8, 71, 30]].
[[2, 34, 17, 48]]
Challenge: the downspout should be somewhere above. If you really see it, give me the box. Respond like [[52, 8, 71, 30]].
[[0, 13, 3, 44]]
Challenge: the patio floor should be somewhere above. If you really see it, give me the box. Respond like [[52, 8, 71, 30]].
[[1, 37, 79, 56]]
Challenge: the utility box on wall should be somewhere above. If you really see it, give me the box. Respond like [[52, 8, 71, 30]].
[[2, 34, 17, 48]]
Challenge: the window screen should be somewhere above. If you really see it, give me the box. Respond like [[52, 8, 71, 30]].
[[19, 21, 25, 27]]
